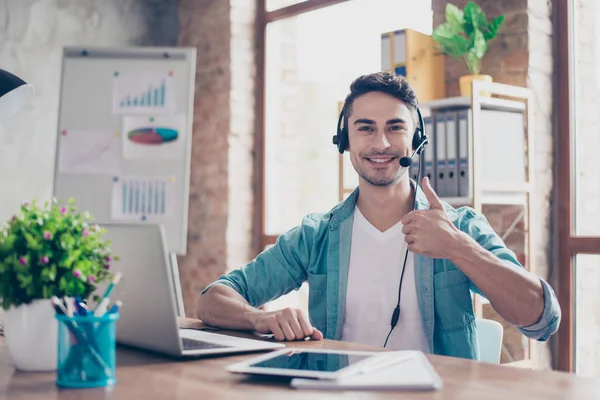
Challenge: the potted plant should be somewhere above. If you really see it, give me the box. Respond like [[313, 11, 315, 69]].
[[0, 198, 117, 371], [432, 1, 505, 96]]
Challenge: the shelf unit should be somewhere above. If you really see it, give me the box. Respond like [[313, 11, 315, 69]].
[[337, 81, 535, 363]]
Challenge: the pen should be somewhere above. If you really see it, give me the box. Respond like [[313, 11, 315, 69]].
[[64, 296, 74, 317], [100, 272, 123, 301], [51, 296, 69, 315], [74, 296, 88, 316], [94, 298, 110, 317], [107, 300, 123, 314]]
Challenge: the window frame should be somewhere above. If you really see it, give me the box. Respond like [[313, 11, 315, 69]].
[[254, 0, 351, 252], [555, 0, 600, 373]]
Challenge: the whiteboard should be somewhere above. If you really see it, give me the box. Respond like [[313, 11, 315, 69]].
[[53, 47, 196, 255]]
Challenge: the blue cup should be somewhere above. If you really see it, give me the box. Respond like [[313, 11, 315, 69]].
[[55, 313, 119, 388]]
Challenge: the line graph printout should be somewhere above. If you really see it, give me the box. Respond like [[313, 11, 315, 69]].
[[111, 176, 175, 222], [58, 129, 121, 174], [112, 71, 175, 114]]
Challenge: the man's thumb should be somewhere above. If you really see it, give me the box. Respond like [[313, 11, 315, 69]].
[[422, 177, 443, 210]]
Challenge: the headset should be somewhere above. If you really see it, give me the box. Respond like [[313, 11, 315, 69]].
[[332, 104, 429, 162], [332, 103, 430, 348]]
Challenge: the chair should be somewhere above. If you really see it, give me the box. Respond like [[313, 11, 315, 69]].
[[475, 318, 504, 364]]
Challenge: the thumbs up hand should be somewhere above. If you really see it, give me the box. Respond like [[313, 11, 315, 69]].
[[401, 177, 465, 259]]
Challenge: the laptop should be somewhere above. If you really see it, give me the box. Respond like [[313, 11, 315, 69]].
[[100, 223, 285, 357]]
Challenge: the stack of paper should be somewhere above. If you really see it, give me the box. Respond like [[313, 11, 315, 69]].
[[290, 351, 442, 391]]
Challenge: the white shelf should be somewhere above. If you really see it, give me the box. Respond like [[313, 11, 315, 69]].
[[422, 96, 526, 113]]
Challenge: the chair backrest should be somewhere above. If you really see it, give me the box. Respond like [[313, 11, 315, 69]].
[[475, 318, 504, 363]]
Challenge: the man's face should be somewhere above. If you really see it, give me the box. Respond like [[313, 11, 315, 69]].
[[346, 91, 415, 187]]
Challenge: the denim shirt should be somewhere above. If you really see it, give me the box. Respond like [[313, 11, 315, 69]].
[[203, 186, 561, 360]]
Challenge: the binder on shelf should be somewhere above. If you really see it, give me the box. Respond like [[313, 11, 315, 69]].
[[423, 116, 435, 187], [434, 113, 447, 197], [380, 29, 445, 103], [457, 110, 470, 197], [445, 111, 459, 197]]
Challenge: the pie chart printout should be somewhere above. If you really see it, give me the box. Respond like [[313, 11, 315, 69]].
[[121, 115, 186, 159], [127, 127, 178, 145]]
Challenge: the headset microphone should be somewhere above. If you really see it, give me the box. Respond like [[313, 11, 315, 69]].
[[399, 156, 413, 168], [399, 135, 429, 168]]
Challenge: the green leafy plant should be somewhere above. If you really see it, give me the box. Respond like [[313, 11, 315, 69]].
[[0, 198, 119, 310], [432, 1, 505, 75]]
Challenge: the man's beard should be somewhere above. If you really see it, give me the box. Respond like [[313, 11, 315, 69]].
[[351, 155, 409, 186]]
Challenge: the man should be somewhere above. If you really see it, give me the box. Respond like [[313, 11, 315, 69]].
[[197, 72, 561, 359]]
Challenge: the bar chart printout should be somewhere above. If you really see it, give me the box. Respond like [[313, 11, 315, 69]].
[[111, 176, 174, 222], [112, 72, 175, 114]]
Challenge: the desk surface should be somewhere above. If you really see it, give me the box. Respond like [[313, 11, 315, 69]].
[[0, 319, 599, 399]]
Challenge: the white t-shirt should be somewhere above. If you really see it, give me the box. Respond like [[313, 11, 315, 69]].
[[341, 207, 429, 352]]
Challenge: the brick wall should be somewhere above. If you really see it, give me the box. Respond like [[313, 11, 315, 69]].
[[228, 0, 258, 292], [177, 0, 256, 316], [432, 0, 555, 369]]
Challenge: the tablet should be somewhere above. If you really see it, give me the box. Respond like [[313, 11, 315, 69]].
[[225, 348, 384, 380]]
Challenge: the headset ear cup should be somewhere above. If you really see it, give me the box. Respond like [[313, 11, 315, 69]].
[[335, 110, 346, 154], [413, 107, 426, 152], [340, 126, 348, 153], [412, 128, 422, 151]]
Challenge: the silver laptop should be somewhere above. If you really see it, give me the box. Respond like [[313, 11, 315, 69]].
[[100, 223, 285, 357]]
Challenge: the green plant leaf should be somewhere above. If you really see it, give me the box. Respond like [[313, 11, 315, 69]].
[[465, 1, 486, 30], [445, 3, 464, 30], [485, 15, 505, 40], [472, 29, 487, 59], [59, 276, 68, 291], [49, 264, 57, 281], [24, 231, 42, 251], [41, 268, 50, 282], [432, 23, 471, 61], [0, 233, 16, 253]]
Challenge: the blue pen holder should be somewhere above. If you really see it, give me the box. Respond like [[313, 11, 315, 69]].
[[55, 313, 119, 388]]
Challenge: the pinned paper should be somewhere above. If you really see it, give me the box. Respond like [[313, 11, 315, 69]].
[[111, 176, 175, 221], [112, 71, 175, 114], [58, 129, 121, 174]]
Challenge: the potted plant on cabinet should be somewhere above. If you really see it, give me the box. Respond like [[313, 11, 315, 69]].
[[0, 198, 117, 371], [432, 1, 505, 96]]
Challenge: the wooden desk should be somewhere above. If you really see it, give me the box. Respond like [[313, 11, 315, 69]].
[[0, 319, 599, 399]]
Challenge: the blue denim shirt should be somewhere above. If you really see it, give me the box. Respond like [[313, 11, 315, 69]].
[[203, 186, 561, 360]]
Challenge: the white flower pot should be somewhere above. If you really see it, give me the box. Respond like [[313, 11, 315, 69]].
[[3, 299, 58, 371]]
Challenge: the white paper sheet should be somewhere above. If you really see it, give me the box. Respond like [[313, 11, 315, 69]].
[[111, 176, 175, 222], [291, 351, 442, 391], [58, 129, 121, 174], [121, 114, 186, 159], [112, 71, 176, 114]]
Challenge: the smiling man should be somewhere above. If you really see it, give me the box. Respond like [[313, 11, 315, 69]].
[[197, 72, 561, 359]]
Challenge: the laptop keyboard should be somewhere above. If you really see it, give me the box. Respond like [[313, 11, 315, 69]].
[[181, 337, 230, 351]]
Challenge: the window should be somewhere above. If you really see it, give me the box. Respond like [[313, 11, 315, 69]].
[[556, 0, 600, 373], [262, 0, 433, 243], [258, 0, 433, 313]]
